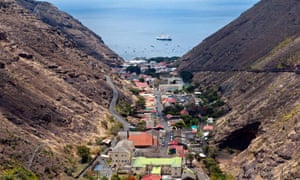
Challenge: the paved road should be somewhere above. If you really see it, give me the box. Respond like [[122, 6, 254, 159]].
[[105, 75, 130, 131], [77, 76, 129, 178], [154, 89, 171, 156]]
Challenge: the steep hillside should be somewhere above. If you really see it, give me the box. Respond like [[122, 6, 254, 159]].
[[16, 0, 124, 67], [0, 0, 130, 178], [179, 0, 300, 72], [178, 0, 300, 179]]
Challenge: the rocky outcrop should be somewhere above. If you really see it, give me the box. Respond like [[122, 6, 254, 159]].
[[178, 0, 300, 179]]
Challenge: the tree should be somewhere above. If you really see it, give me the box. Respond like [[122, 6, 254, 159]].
[[77, 145, 91, 163], [139, 77, 145, 82], [144, 68, 157, 77], [174, 121, 186, 128], [101, 176, 109, 180], [126, 66, 141, 74], [136, 96, 146, 110], [180, 71, 193, 83], [111, 174, 121, 180], [185, 153, 194, 167], [116, 101, 132, 117], [129, 87, 140, 95], [136, 120, 146, 131], [184, 84, 195, 93]]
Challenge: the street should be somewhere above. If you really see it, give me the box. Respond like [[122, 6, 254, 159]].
[[105, 75, 130, 131]]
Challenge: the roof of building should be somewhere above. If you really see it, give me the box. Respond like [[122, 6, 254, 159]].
[[142, 175, 162, 180], [133, 157, 182, 168], [134, 81, 149, 89], [169, 145, 184, 151], [162, 98, 176, 104], [169, 145, 185, 157], [168, 140, 179, 145], [111, 139, 134, 153], [180, 109, 189, 116], [151, 166, 161, 175], [154, 124, 164, 129], [128, 132, 157, 147], [203, 125, 214, 131]]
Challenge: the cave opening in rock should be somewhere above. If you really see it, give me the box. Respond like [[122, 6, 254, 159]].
[[219, 122, 261, 151]]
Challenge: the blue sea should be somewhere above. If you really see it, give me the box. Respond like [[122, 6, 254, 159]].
[[46, 0, 259, 60]]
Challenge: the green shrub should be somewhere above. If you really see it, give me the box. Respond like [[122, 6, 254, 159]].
[[110, 122, 123, 136], [116, 101, 132, 117], [135, 96, 146, 110], [180, 71, 193, 83], [129, 87, 140, 95], [0, 167, 38, 180], [76, 145, 91, 164]]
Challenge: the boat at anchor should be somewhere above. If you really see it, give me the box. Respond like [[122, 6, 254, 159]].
[[156, 34, 172, 41]]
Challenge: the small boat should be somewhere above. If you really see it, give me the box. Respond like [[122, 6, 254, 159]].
[[156, 34, 172, 41]]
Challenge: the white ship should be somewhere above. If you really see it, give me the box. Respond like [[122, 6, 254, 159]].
[[156, 34, 172, 41]]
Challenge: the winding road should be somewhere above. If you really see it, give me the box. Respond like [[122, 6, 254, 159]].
[[76, 76, 129, 179], [105, 75, 130, 131]]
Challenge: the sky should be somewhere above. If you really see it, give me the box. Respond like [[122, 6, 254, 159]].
[[44, 0, 260, 59]]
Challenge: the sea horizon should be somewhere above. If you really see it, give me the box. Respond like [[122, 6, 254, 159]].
[[46, 0, 260, 60]]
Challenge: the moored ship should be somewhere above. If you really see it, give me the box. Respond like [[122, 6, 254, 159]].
[[156, 34, 172, 41]]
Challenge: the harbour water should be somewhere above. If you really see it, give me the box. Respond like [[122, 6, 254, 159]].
[[47, 0, 259, 60]]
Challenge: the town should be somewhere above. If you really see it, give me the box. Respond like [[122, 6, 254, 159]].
[[79, 57, 231, 180]]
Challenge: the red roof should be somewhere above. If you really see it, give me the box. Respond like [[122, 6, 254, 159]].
[[180, 109, 189, 116], [166, 114, 173, 119], [169, 145, 185, 157], [128, 132, 157, 147], [154, 124, 164, 129], [162, 98, 175, 104], [203, 125, 214, 131], [169, 145, 183, 151], [134, 81, 148, 89], [159, 61, 167, 65], [142, 175, 161, 180], [168, 140, 179, 145]]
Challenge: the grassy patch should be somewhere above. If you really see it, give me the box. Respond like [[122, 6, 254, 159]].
[[251, 37, 293, 70], [0, 166, 38, 180], [283, 104, 300, 121]]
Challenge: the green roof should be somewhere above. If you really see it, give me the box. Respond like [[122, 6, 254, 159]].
[[133, 157, 182, 168], [151, 166, 161, 175]]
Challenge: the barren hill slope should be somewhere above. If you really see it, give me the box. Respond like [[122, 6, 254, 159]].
[[16, 0, 124, 67], [178, 0, 300, 179], [0, 0, 130, 178], [179, 0, 300, 72]]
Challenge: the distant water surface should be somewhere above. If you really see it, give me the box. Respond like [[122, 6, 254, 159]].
[[46, 0, 259, 60]]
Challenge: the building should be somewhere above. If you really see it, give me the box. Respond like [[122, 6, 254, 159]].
[[168, 145, 185, 157], [132, 157, 182, 177], [144, 113, 155, 129], [109, 140, 135, 169], [128, 132, 158, 148], [93, 159, 113, 179], [158, 77, 184, 93], [159, 84, 183, 93], [134, 81, 149, 90], [141, 174, 162, 180]]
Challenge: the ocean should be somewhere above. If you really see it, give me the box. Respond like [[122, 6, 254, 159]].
[[46, 0, 260, 60]]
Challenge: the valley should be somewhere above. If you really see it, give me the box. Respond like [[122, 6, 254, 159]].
[[0, 0, 299, 179]]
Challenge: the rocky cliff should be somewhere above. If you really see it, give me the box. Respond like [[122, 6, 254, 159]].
[[0, 0, 130, 178], [16, 0, 124, 67], [178, 0, 300, 179]]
